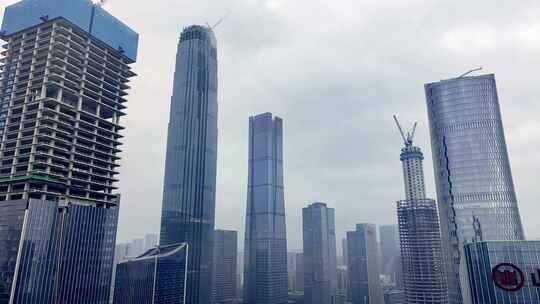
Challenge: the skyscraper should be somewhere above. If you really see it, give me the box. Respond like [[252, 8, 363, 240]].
[[393, 116, 448, 304], [302, 202, 338, 304], [159, 25, 218, 304], [244, 113, 288, 304], [346, 223, 384, 304], [425, 74, 524, 303], [212, 230, 238, 304], [0, 0, 137, 302], [296, 253, 305, 292], [114, 243, 189, 304], [379, 225, 400, 284], [144, 233, 158, 252]]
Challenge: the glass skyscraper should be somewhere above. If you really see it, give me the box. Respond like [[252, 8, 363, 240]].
[[425, 74, 525, 304], [346, 223, 384, 304], [212, 230, 238, 304], [159, 25, 218, 304], [114, 243, 189, 304], [379, 225, 401, 286], [302, 202, 338, 304], [243, 113, 288, 304], [0, 0, 137, 302]]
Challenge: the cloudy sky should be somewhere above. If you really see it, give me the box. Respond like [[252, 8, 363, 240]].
[[2, 0, 539, 250]]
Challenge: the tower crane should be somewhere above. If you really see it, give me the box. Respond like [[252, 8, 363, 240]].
[[393, 115, 417, 147]]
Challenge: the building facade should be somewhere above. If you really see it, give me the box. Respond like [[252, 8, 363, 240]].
[[144, 233, 158, 252], [379, 225, 401, 285], [346, 223, 384, 304], [296, 253, 305, 292], [425, 74, 525, 303], [302, 202, 338, 304], [464, 241, 540, 304], [212, 230, 238, 304], [114, 243, 189, 304], [0, 0, 137, 302], [159, 25, 218, 304], [244, 113, 288, 304]]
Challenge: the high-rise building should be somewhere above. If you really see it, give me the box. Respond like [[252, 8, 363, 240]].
[[287, 252, 298, 292], [244, 113, 288, 304], [425, 74, 525, 303], [159, 25, 218, 304], [346, 223, 384, 304], [464, 240, 540, 304], [302, 202, 338, 304], [212, 230, 238, 304], [342, 237, 348, 267], [113, 243, 189, 304], [296, 253, 305, 292], [379, 225, 400, 284], [144, 233, 158, 252], [0, 0, 137, 302], [128, 238, 145, 258], [392, 117, 448, 304]]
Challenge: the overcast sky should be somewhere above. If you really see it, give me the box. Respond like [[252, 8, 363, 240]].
[[2, 0, 539, 250]]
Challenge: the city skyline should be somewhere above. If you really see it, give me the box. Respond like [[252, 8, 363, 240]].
[[2, 0, 539, 254]]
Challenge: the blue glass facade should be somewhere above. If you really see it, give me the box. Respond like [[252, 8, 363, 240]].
[[244, 113, 288, 304], [1, 0, 138, 61], [0, 199, 119, 303], [114, 243, 188, 304], [346, 224, 384, 304], [212, 230, 238, 304], [302, 202, 338, 304], [159, 25, 218, 304], [425, 74, 525, 304], [464, 241, 540, 304]]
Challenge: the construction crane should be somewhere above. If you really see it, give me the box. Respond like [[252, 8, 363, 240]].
[[92, 0, 107, 7], [207, 13, 230, 30], [393, 115, 417, 147]]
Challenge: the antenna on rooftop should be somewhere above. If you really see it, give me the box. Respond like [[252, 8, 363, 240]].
[[208, 12, 230, 30], [458, 67, 483, 78], [393, 115, 417, 147]]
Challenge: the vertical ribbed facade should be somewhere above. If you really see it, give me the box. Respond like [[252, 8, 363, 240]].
[[114, 243, 189, 304], [379, 225, 401, 285], [212, 230, 238, 304], [346, 223, 383, 304], [302, 202, 338, 304], [244, 113, 288, 304], [0, 0, 137, 303], [159, 25, 218, 304], [425, 74, 524, 304]]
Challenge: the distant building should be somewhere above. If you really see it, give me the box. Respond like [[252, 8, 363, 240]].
[[425, 74, 525, 303], [347, 223, 384, 304], [342, 238, 348, 267], [212, 230, 238, 304], [336, 266, 348, 297], [296, 253, 305, 292], [128, 238, 145, 258], [302, 202, 338, 304], [114, 243, 188, 304], [288, 252, 298, 292], [379, 225, 400, 285], [144, 233, 158, 252], [464, 240, 540, 304], [244, 113, 288, 304], [384, 290, 405, 304]]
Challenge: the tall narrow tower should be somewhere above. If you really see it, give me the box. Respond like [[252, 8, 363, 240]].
[[394, 116, 448, 304], [244, 113, 288, 304], [160, 25, 218, 304]]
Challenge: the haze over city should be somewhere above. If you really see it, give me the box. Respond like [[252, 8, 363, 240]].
[[2, 0, 539, 251]]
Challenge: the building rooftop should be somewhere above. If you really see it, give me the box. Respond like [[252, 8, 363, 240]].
[[1, 0, 138, 61]]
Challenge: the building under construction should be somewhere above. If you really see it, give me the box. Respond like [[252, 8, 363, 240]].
[[393, 116, 448, 304]]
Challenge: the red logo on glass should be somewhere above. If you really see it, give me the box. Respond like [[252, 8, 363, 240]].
[[492, 263, 525, 292]]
